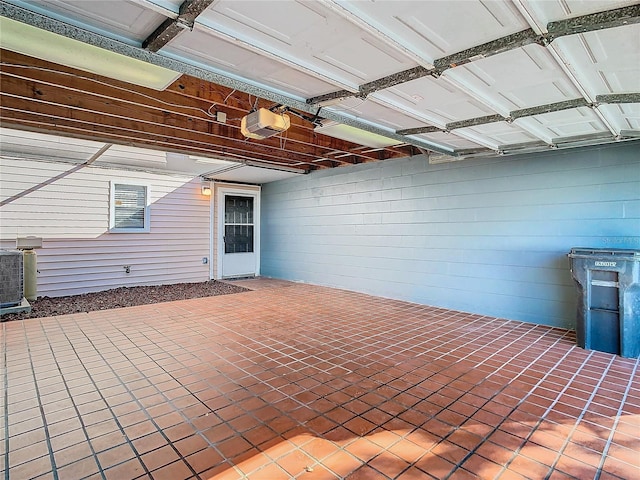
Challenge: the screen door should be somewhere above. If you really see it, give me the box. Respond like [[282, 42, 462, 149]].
[[221, 194, 257, 277]]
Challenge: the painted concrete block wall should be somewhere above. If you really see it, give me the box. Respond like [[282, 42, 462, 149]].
[[0, 158, 211, 297], [261, 142, 640, 329]]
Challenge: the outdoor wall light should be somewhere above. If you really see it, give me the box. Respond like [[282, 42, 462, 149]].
[[201, 185, 212, 196]]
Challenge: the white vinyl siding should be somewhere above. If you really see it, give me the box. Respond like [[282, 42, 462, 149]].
[[110, 182, 150, 232], [0, 158, 211, 297]]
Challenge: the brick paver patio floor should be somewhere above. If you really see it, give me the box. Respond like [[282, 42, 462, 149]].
[[2, 280, 638, 479]]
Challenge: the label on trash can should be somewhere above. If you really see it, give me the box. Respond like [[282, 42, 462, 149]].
[[594, 261, 617, 267]]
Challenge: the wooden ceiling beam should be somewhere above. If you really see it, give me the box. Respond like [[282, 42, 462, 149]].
[[0, 105, 314, 168], [0, 50, 414, 166], [166, 74, 416, 157], [0, 61, 346, 160], [0, 96, 317, 169], [0, 74, 338, 164], [0, 75, 369, 166]]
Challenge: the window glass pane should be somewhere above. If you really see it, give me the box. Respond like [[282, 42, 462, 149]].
[[225, 225, 254, 253], [225, 196, 253, 224], [114, 184, 146, 229]]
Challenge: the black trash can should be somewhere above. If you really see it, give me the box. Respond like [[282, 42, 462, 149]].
[[568, 248, 640, 358]]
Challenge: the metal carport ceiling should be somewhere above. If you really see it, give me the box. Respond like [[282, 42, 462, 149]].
[[1, 0, 638, 169]]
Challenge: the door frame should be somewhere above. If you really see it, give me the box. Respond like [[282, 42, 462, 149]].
[[215, 184, 261, 279]]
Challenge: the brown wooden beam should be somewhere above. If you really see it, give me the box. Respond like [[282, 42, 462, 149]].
[[0, 50, 414, 166], [0, 105, 316, 169], [0, 85, 318, 167], [0, 58, 334, 158], [0, 72, 350, 167], [165, 73, 416, 158]]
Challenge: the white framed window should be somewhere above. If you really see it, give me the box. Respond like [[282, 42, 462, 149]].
[[109, 182, 150, 232]]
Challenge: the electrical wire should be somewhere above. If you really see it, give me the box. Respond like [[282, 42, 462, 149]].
[[279, 122, 288, 150], [223, 88, 236, 105], [246, 93, 260, 112], [0, 62, 369, 160], [1, 62, 225, 120]]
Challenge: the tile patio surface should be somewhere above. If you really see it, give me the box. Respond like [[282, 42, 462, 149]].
[[1, 279, 639, 479]]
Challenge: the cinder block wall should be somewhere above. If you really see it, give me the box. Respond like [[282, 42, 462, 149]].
[[261, 142, 640, 328]]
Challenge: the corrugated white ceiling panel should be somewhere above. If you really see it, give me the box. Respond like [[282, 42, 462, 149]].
[[597, 104, 640, 131], [331, 0, 529, 62], [519, 0, 639, 27], [2, 0, 636, 161], [443, 45, 581, 113], [550, 25, 640, 96], [376, 76, 499, 127], [163, 25, 340, 98], [18, 0, 169, 42], [516, 106, 609, 142], [197, 0, 418, 89], [322, 97, 429, 132], [463, 122, 542, 147], [547, 24, 640, 136]]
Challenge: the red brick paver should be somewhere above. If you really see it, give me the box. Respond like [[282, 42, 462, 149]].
[[2, 280, 638, 479]]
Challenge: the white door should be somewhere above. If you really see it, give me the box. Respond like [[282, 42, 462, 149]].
[[218, 187, 260, 278]]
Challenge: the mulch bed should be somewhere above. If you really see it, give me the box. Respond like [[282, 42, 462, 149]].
[[1, 280, 248, 321]]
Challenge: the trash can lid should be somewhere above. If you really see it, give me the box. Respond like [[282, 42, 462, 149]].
[[569, 247, 640, 260]]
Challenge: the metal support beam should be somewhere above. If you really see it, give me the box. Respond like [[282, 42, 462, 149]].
[[143, 0, 216, 52], [454, 147, 496, 157], [433, 29, 543, 72], [510, 98, 590, 119], [550, 132, 615, 147], [619, 130, 640, 138], [320, 29, 541, 100], [547, 4, 640, 42], [359, 66, 434, 97], [446, 114, 506, 131], [497, 140, 549, 154], [308, 4, 638, 108], [306, 90, 353, 106], [596, 93, 640, 104], [396, 125, 445, 135], [307, 66, 434, 105], [398, 98, 597, 137]]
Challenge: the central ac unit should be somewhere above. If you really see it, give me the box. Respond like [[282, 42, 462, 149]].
[[0, 249, 23, 307], [241, 108, 290, 140]]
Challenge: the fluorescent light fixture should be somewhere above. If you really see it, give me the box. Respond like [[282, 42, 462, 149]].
[[315, 121, 401, 149], [0, 17, 181, 90]]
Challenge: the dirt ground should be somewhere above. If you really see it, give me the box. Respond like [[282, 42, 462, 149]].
[[1, 280, 248, 321]]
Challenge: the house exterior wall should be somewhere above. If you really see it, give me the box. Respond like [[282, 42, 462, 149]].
[[0, 157, 211, 297], [261, 142, 640, 329]]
